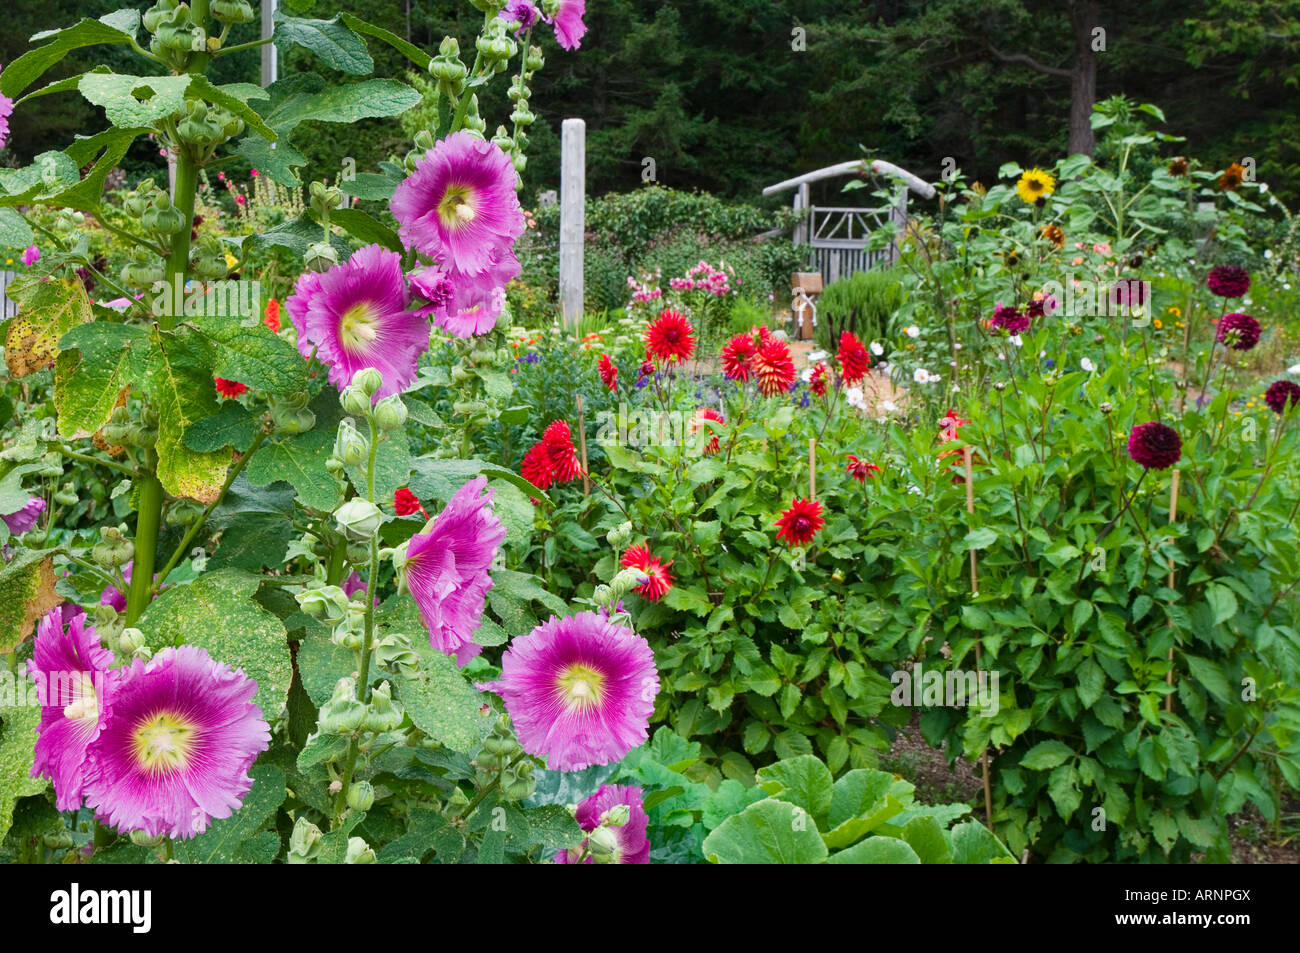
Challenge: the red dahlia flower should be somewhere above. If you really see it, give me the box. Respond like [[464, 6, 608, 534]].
[[845, 454, 881, 483], [621, 543, 674, 601], [541, 420, 583, 482], [720, 332, 757, 381], [263, 297, 281, 333], [775, 497, 824, 547], [394, 488, 428, 518], [1216, 312, 1260, 351], [1206, 266, 1250, 299], [837, 331, 870, 384], [691, 408, 725, 455], [214, 377, 247, 398], [1128, 422, 1181, 470], [809, 363, 828, 397], [644, 309, 696, 364], [753, 338, 796, 397], [521, 442, 555, 489], [1264, 380, 1300, 415], [598, 353, 618, 391]]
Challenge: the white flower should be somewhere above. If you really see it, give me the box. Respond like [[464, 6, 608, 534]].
[[807, 349, 828, 362], [1009, 334, 1023, 347], [906, 484, 922, 495], [913, 367, 930, 383], [1260, 182, 1270, 193], [1080, 357, 1096, 372], [905, 325, 920, 339], [882, 399, 898, 412], [800, 367, 813, 383], [1264, 249, 1273, 259], [1289, 364, 1300, 375], [845, 385, 865, 404], [870, 341, 884, 355]]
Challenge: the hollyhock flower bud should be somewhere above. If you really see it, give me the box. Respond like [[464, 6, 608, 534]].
[[607, 521, 633, 549], [345, 837, 377, 864], [347, 781, 376, 812], [335, 498, 383, 540], [352, 367, 385, 398], [601, 804, 632, 828], [119, 627, 146, 654], [610, 567, 650, 598], [130, 831, 165, 848], [304, 240, 339, 273], [320, 678, 367, 734], [373, 395, 408, 432], [288, 817, 323, 864], [587, 825, 621, 863], [335, 420, 369, 466], [296, 585, 350, 622], [361, 681, 404, 733]]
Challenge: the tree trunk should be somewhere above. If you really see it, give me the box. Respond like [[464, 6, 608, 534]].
[[1068, 0, 1099, 156]]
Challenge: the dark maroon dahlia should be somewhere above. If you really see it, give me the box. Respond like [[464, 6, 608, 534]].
[[1206, 266, 1250, 299], [1128, 422, 1181, 470], [1109, 277, 1148, 309], [990, 304, 1030, 334], [1216, 312, 1261, 351], [1264, 380, 1300, 415]]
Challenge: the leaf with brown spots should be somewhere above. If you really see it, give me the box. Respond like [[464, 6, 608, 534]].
[[0, 553, 62, 652], [3, 277, 92, 378]]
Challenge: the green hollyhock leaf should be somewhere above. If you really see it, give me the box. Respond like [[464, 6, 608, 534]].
[[1, 15, 139, 99], [145, 329, 231, 503], [184, 402, 259, 453], [0, 701, 49, 840], [138, 569, 292, 719], [4, 276, 93, 379], [79, 73, 192, 127], [55, 322, 150, 439], [273, 13, 373, 74], [245, 429, 338, 512], [172, 764, 286, 863], [396, 642, 494, 753], [828, 835, 921, 864], [0, 552, 62, 652], [187, 314, 308, 395]]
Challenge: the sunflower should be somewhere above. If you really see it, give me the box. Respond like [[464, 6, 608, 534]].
[[1167, 157, 1189, 177], [1218, 162, 1247, 191], [1016, 168, 1056, 204], [1039, 223, 1065, 248]]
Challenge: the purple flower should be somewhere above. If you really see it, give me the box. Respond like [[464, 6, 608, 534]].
[[1128, 422, 1181, 470], [547, 0, 587, 51], [500, 0, 539, 33], [484, 611, 658, 772], [287, 244, 429, 400], [1206, 266, 1250, 299], [989, 304, 1029, 334], [404, 476, 506, 666], [391, 132, 524, 276], [2, 495, 45, 535], [1216, 312, 1261, 351], [0, 90, 12, 150], [26, 608, 117, 811], [82, 645, 270, 840], [554, 785, 650, 864]]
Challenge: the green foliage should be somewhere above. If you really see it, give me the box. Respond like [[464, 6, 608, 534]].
[[814, 268, 905, 353]]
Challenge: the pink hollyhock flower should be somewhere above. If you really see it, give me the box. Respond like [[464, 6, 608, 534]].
[[99, 562, 133, 613], [554, 784, 651, 864], [391, 132, 524, 276], [484, 611, 658, 771], [82, 645, 270, 840], [409, 265, 455, 319], [547, 0, 587, 50], [439, 250, 521, 337], [287, 244, 429, 401], [0, 89, 12, 150], [21, 245, 40, 267], [2, 495, 45, 535], [499, 0, 539, 33], [403, 476, 506, 666], [26, 608, 117, 811]]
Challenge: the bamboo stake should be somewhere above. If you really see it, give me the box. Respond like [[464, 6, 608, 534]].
[[808, 438, 816, 500], [965, 446, 994, 832], [1165, 468, 1180, 712], [576, 395, 591, 496]]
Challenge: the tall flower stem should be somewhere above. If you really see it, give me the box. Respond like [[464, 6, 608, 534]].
[[125, 453, 162, 626]]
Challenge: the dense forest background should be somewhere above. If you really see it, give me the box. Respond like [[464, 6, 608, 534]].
[[3, 0, 1298, 205]]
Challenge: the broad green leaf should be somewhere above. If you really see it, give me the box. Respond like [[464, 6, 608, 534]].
[[0, 702, 49, 840], [0, 208, 34, 247], [0, 553, 61, 652], [397, 642, 494, 753], [188, 314, 309, 394], [1, 16, 138, 99], [138, 569, 292, 719], [339, 13, 433, 71], [828, 835, 920, 864], [145, 329, 230, 503], [329, 208, 402, 252], [172, 764, 286, 863], [346, 429, 410, 503], [243, 211, 352, 259], [1184, 654, 1230, 704], [184, 402, 259, 453], [755, 755, 834, 819], [245, 429, 338, 511], [79, 73, 191, 127], [1020, 740, 1074, 770], [54, 322, 150, 438], [273, 13, 374, 74], [702, 798, 828, 864], [949, 819, 1016, 864], [409, 456, 548, 505]]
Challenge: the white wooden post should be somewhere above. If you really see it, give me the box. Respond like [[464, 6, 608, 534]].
[[261, 0, 279, 87], [888, 185, 908, 266], [559, 118, 585, 328]]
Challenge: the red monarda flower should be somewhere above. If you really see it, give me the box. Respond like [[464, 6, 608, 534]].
[[620, 543, 673, 602], [644, 309, 696, 364], [598, 353, 618, 391], [1206, 266, 1250, 299], [720, 332, 757, 381], [809, 363, 828, 397], [1264, 380, 1300, 415], [691, 408, 724, 455], [837, 331, 870, 385], [521, 442, 555, 489], [1216, 312, 1260, 351], [775, 497, 824, 547], [542, 420, 583, 482], [752, 338, 796, 397], [1128, 421, 1181, 470], [845, 454, 881, 483], [394, 487, 428, 518], [214, 377, 247, 398], [263, 297, 281, 333]]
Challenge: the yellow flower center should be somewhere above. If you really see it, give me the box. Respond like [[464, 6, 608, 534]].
[[438, 186, 477, 228], [132, 712, 197, 774], [339, 302, 379, 352], [556, 664, 605, 711]]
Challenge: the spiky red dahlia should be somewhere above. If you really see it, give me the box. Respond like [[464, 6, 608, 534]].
[[845, 454, 881, 483], [620, 544, 673, 602], [775, 497, 824, 547], [809, 363, 828, 397], [598, 353, 618, 391], [542, 420, 583, 482], [753, 338, 796, 397], [644, 309, 696, 364], [720, 332, 757, 381], [691, 408, 724, 455], [521, 442, 555, 489], [214, 377, 247, 398], [837, 331, 870, 384], [1264, 380, 1300, 415]]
